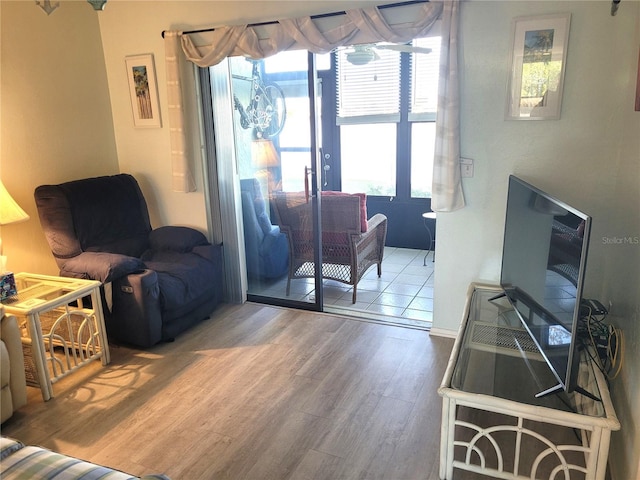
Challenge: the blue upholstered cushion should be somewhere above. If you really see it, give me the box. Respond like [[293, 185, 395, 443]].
[[147, 226, 208, 253], [0, 437, 171, 479], [59, 252, 145, 283]]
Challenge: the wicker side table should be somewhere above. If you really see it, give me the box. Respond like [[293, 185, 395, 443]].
[[1, 273, 110, 401], [438, 283, 620, 480]]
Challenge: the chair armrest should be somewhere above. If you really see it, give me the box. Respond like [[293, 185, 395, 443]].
[[261, 227, 284, 251], [365, 213, 387, 233], [357, 214, 387, 243], [1, 314, 27, 414], [59, 252, 145, 283], [192, 243, 223, 263], [354, 213, 387, 260], [148, 226, 209, 253]]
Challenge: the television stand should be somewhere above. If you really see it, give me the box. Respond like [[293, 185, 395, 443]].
[[487, 290, 507, 302], [488, 287, 602, 402], [438, 283, 620, 480], [535, 382, 601, 402]]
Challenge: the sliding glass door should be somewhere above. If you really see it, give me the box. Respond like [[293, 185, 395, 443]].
[[211, 51, 324, 309]]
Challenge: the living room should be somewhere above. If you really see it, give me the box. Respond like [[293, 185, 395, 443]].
[[1, 1, 638, 479]]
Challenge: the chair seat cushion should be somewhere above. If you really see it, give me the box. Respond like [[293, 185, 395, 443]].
[[148, 226, 209, 253], [144, 251, 218, 321]]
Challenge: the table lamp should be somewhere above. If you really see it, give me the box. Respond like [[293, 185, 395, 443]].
[[0, 181, 29, 299], [252, 138, 280, 192]]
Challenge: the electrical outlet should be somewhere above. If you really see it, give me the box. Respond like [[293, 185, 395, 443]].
[[580, 298, 608, 316]]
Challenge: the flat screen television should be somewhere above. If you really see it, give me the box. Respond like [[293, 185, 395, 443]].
[[499, 175, 593, 398]]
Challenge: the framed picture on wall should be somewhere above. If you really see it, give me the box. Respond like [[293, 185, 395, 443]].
[[505, 13, 571, 120], [125, 54, 162, 128]]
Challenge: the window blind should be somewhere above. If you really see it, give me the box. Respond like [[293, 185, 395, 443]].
[[336, 46, 401, 125]]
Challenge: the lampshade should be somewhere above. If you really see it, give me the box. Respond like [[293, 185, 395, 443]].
[[0, 181, 30, 226], [251, 139, 280, 168]]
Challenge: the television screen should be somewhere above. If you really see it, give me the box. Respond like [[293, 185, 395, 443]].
[[500, 175, 591, 396]]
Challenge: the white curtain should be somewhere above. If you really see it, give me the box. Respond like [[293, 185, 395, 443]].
[[164, 0, 464, 210], [431, 0, 465, 211], [178, 3, 442, 66], [165, 31, 196, 193]]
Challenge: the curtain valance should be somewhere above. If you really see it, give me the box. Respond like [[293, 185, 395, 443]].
[[164, 0, 464, 211], [179, 2, 443, 67]]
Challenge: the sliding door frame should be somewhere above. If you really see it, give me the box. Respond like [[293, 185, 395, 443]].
[[199, 53, 324, 311], [199, 63, 247, 304]]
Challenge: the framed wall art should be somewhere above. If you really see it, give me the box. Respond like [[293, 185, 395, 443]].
[[125, 54, 162, 128], [505, 13, 571, 120]]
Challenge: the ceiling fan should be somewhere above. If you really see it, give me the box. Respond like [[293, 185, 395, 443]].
[[344, 43, 433, 66]]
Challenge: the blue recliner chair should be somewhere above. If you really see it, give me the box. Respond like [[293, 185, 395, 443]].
[[240, 178, 288, 280], [34, 174, 224, 348]]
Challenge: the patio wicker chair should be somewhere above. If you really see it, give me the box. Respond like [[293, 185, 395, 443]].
[[272, 191, 387, 303]]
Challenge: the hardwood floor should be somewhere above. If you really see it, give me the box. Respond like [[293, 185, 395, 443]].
[[2, 302, 455, 480]]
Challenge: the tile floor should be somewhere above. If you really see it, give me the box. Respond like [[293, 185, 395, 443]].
[[249, 247, 435, 329]]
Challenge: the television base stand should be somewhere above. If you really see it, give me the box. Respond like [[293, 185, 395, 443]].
[[488, 290, 507, 302], [535, 382, 602, 402]]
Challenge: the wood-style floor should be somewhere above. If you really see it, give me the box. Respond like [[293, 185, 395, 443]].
[[2, 302, 455, 480]]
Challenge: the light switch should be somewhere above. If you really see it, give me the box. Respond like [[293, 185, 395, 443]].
[[460, 157, 474, 178]]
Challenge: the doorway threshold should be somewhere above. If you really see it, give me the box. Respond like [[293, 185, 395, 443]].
[[324, 304, 432, 331]]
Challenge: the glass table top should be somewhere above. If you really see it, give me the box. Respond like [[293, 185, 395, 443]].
[[450, 286, 605, 417], [0, 273, 98, 311]]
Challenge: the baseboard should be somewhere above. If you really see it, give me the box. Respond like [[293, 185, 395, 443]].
[[429, 327, 458, 339]]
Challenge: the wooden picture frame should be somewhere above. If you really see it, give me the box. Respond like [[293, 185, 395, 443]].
[[505, 13, 571, 120], [125, 54, 162, 128]]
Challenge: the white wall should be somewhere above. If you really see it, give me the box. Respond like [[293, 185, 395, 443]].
[[601, 4, 640, 477], [432, 2, 639, 479], [434, 0, 639, 330], [0, 1, 119, 275]]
